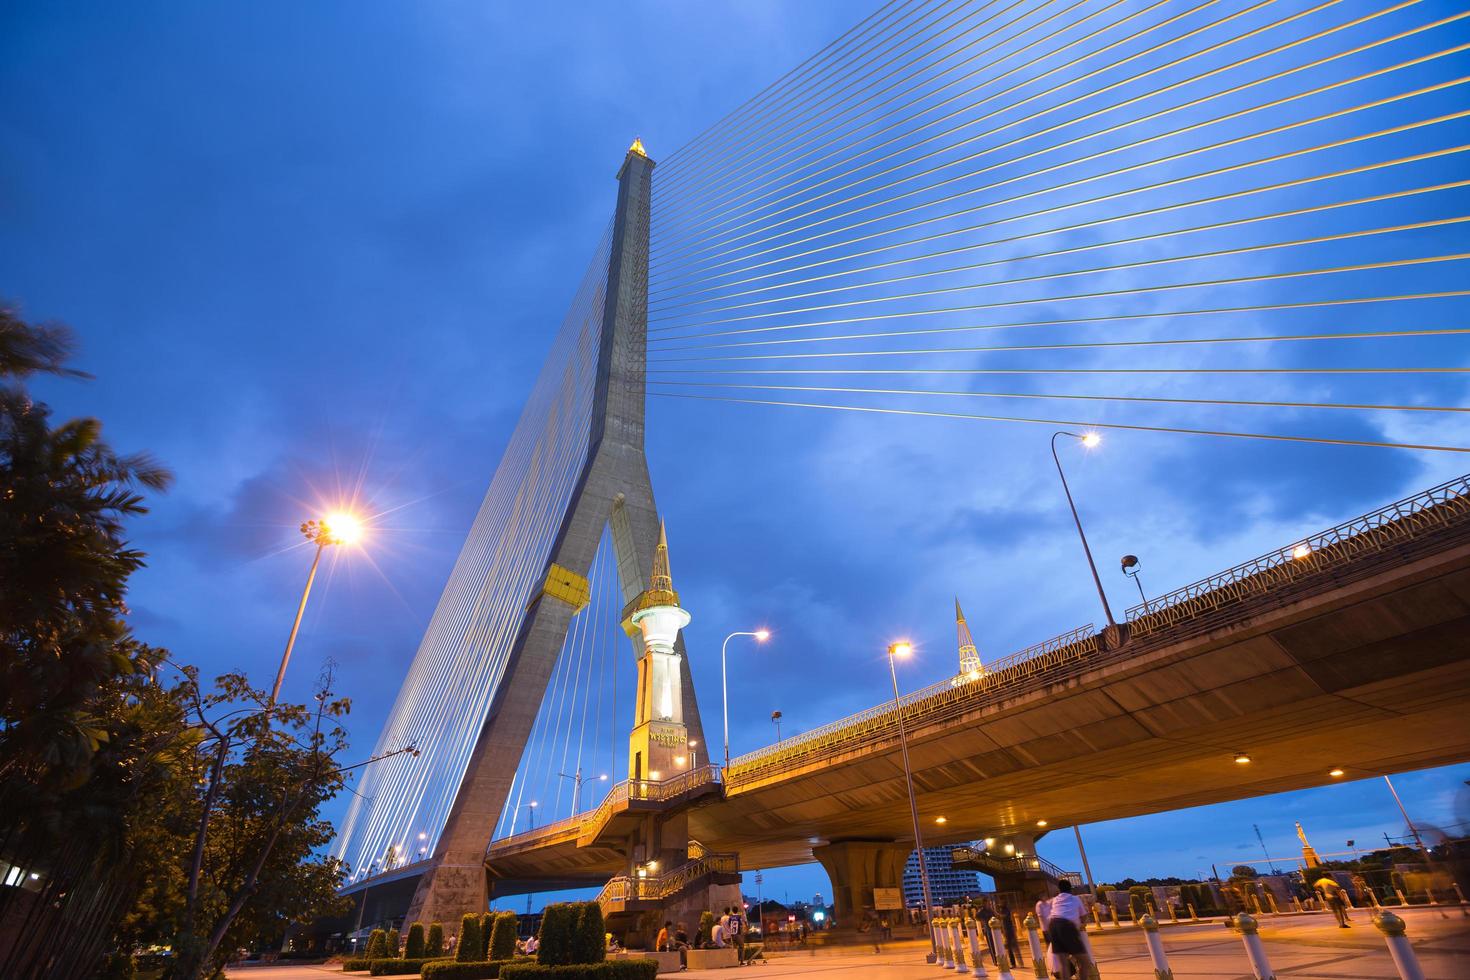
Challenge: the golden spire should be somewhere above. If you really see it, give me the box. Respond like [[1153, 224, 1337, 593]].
[[955, 597, 982, 680], [634, 520, 681, 611], [629, 136, 648, 158]]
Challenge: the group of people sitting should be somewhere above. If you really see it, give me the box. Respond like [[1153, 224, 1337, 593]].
[[654, 906, 748, 955]]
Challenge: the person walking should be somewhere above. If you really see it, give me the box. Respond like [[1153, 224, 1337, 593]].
[[997, 900, 1021, 967], [1046, 881, 1095, 980], [975, 899, 998, 961], [1314, 876, 1352, 928]]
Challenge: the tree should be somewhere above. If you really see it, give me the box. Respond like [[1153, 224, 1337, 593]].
[[456, 913, 482, 963], [1230, 865, 1260, 880], [366, 930, 388, 959], [160, 666, 412, 979], [426, 923, 445, 958], [537, 904, 577, 966]]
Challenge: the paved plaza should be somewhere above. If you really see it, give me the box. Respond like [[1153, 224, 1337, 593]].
[[228, 908, 1467, 979]]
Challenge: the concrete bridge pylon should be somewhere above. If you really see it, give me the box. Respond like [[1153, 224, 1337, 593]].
[[403, 142, 708, 931]]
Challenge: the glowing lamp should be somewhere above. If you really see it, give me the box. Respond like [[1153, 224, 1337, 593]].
[[1233, 753, 1252, 765], [889, 641, 914, 658], [755, 629, 771, 642], [322, 511, 363, 545], [1081, 432, 1101, 448], [1291, 543, 1312, 560]]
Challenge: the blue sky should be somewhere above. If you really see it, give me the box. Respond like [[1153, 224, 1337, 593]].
[[3, 1, 1468, 905]]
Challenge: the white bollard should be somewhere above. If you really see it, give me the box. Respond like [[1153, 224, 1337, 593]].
[[1139, 914, 1174, 980], [1023, 913, 1046, 980], [1090, 904, 1102, 929], [1373, 911, 1426, 980], [942, 916, 956, 969], [966, 915, 989, 979], [1266, 891, 1281, 916], [932, 917, 949, 969], [989, 921, 1016, 980], [952, 917, 970, 974], [1233, 913, 1276, 980]]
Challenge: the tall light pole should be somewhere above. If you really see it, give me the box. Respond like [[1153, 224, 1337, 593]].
[[271, 511, 362, 706], [771, 710, 783, 745], [722, 629, 770, 768], [1050, 432, 1118, 633], [1073, 824, 1098, 896], [510, 800, 538, 835], [887, 641, 936, 962], [1382, 775, 1433, 864], [558, 768, 608, 813], [1121, 554, 1148, 605]]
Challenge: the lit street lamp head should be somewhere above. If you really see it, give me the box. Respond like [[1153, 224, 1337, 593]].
[[1081, 432, 1101, 448], [888, 641, 913, 658], [755, 629, 771, 641], [301, 511, 364, 547]]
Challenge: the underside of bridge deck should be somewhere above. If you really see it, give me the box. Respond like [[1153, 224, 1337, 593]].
[[485, 535, 1470, 890]]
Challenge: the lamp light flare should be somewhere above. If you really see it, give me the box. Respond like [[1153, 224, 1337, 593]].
[[890, 641, 914, 658], [1036, 819, 1048, 827], [935, 816, 947, 824], [1291, 543, 1312, 559], [1081, 432, 1101, 448], [322, 511, 363, 545], [755, 629, 771, 641], [1234, 753, 1252, 765], [1329, 767, 1345, 777]]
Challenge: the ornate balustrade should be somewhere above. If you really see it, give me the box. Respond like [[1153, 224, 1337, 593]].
[[595, 846, 740, 912], [723, 471, 1470, 789]]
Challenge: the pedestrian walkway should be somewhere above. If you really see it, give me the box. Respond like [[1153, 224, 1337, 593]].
[[226, 908, 1468, 979]]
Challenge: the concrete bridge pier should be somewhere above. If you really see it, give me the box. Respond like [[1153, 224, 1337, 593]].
[[812, 840, 912, 931]]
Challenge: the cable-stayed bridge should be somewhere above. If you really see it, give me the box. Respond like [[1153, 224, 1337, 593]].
[[332, 0, 1470, 936]]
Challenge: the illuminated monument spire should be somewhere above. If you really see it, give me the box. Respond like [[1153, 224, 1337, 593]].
[[954, 598, 983, 682], [627, 522, 692, 781]]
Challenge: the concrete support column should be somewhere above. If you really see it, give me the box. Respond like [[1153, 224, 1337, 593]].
[[1373, 912, 1426, 980], [811, 840, 910, 932]]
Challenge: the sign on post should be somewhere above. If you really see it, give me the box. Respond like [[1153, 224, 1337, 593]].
[[873, 887, 904, 910]]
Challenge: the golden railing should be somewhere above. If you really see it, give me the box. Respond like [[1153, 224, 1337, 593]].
[[1126, 471, 1470, 635], [489, 765, 724, 855], [595, 846, 740, 912], [723, 471, 1470, 789]]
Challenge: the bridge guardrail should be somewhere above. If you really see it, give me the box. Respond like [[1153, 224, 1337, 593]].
[[723, 470, 1470, 787], [1126, 471, 1470, 632], [490, 765, 724, 854]]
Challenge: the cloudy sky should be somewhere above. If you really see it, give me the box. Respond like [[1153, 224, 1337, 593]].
[[4, 0, 1468, 904]]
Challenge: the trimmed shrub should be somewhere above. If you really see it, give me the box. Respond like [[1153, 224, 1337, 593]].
[[342, 959, 372, 972], [369, 957, 454, 976], [571, 903, 605, 965], [427, 922, 446, 958], [457, 913, 484, 963], [500, 961, 658, 980], [406, 922, 427, 959], [386, 928, 402, 958], [366, 929, 389, 960], [421, 960, 517, 980], [480, 912, 496, 960], [489, 911, 519, 961], [537, 903, 578, 966]]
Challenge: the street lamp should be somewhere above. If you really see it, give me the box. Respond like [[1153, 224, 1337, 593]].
[[688, 740, 699, 769], [1050, 432, 1120, 640], [271, 511, 363, 706], [558, 768, 608, 813], [1120, 554, 1147, 605], [771, 710, 783, 745], [886, 641, 936, 962], [510, 800, 538, 835], [722, 629, 771, 768]]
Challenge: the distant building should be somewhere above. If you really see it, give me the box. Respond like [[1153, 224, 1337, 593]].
[[904, 846, 981, 907]]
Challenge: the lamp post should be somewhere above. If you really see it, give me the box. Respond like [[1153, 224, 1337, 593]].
[[510, 800, 538, 835], [271, 512, 362, 706], [1050, 432, 1118, 633], [688, 740, 699, 770], [722, 629, 771, 768], [1382, 775, 1433, 864], [771, 710, 783, 745], [887, 641, 936, 962], [558, 768, 608, 813], [1121, 554, 1148, 605]]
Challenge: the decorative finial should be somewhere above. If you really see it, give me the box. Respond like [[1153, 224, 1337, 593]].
[[634, 520, 680, 611], [954, 598, 982, 682], [629, 137, 647, 158]]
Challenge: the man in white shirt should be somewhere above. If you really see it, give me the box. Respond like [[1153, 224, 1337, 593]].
[[1045, 881, 1094, 980]]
